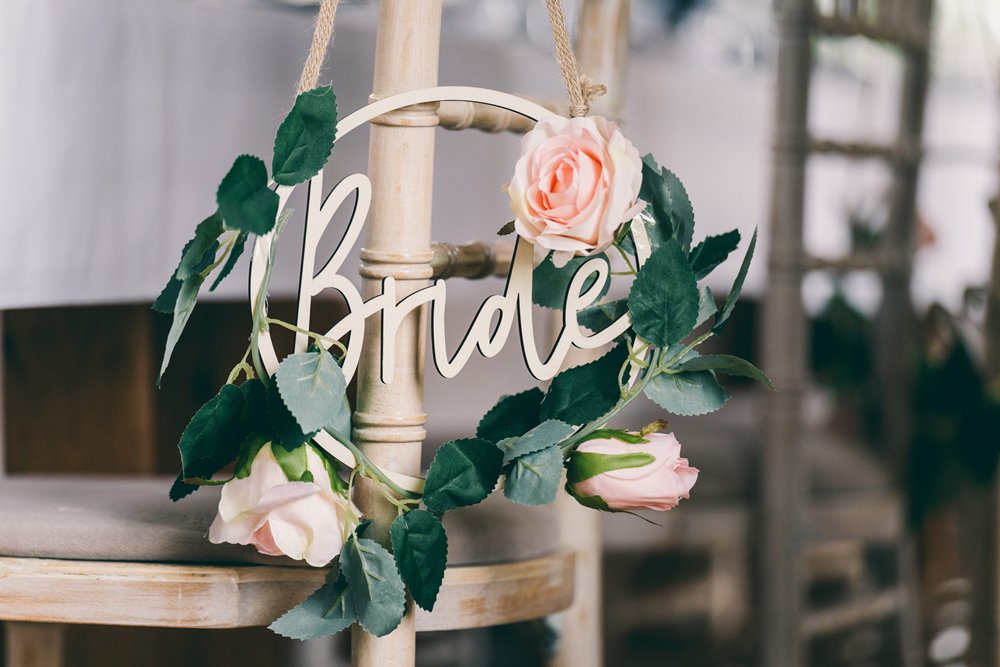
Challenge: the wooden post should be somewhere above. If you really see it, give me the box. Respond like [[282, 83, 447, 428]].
[[5, 623, 65, 667], [550, 4, 630, 667], [760, 0, 812, 664], [350, 1, 442, 665]]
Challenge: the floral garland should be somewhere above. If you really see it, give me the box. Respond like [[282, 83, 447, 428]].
[[154, 85, 770, 639]]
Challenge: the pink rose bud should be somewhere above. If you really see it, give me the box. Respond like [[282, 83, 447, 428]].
[[567, 432, 698, 512], [209, 443, 355, 566], [507, 115, 644, 266]]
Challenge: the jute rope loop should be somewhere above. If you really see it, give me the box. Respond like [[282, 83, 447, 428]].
[[295, 0, 603, 117]]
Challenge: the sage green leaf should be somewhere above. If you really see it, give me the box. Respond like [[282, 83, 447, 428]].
[[176, 213, 224, 281], [423, 438, 503, 513], [694, 286, 717, 328], [677, 353, 773, 389], [169, 384, 245, 500], [578, 299, 628, 334], [266, 378, 320, 449], [639, 154, 694, 253], [270, 570, 356, 640], [477, 388, 544, 444], [209, 231, 249, 291], [566, 450, 656, 484], [713, 228, 757, 334], [216, 154, 279, 235], [644, 370, 731, 416], [627, 240, 699, 347], [275, 350, 349, 434], [157, 263, 214, 385], [341, 536, 407, 637], [272, 86, 338, 186], [689, 229, 740, 280], [540, 344, 628, 425], [533, 252, 610, 310], [497, 419, 575, 464], [390, 510, 448, 611], [504, 445, 564, 506]]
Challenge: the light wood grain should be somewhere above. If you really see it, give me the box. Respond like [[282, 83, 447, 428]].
[[0, 551, 573, 632]]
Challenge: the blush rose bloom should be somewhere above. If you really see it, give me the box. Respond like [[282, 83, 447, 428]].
[[568, 432, 698, 511], [507, 115, 644, 266], [209, 443, 355, 566]]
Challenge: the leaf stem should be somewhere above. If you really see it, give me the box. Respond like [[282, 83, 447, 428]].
[[265, 317, 348, 360], [324, 428, 421, 501]]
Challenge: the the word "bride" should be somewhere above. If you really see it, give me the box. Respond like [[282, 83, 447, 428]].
[[251, 171, 630, 384]]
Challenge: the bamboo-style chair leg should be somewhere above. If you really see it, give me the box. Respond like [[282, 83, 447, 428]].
[[349, 1, 442, 666], [5, 623, 65, 667]]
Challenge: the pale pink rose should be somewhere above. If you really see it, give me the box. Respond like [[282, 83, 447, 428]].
[[569, 432, 698, 511], [209, 443, 354, 566], [507, 115, 644, 266]]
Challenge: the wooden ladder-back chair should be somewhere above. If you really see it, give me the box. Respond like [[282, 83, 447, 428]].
[[762, 0, 933, 664], [0, 2, 630, 666]]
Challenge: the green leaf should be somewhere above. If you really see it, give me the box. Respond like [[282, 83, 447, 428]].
[[689, 230, 740, 280], [564, 484, 613, 512], [234, 434, 269, 479], [423, 438, 503, 513], [497, 220, 516, 236], [497, 419, 575, 464], [169, 384, 245, 500], [157, 267, 213, 385], [639, 154, 695, 253], [504, 445, 564, 506], [566, 450, 656, 484], [266, 378, 320, 449], [176, 213, 224, 281], [275, 350, 349, 434], [575, 428, 647, 445], [209, 231, 249, 291], [540, 344, 628, 425], [695, 286, 717, 328], [477, 388, 544, 444], [390, 510, 448, 611], [532, 252, 610, 310], [644, 370, 731, 416], [272, 441, 309, 481], [627, 240, 699, 347], [341, 536, 407, 637], [577, 299, 629, 334], [272, 86, 338, 186], [677, 354, 773, 389], [713, 228, 757, 334], [216, 154, 280, 235], [270, 570, 356, 640]]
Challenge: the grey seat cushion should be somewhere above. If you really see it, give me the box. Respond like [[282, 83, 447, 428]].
[[0, 476, 557, 567]]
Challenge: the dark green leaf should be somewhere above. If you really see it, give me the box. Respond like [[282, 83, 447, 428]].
[[713, 228, 757, 334], [694, 286, 717, 328], [272, 86, 338, 186], [477, 388, 544, 444], [266, 378, 320, 449], [158, 267, 214, 384], [689, 229, 740, 280], [566, 450, 656, 484], [644, 370, 731, 416], [216, 154, 279, 235], [497, 220, 516, 236], [540, 344, 628, 425], [239, 378, 270, 434], [176, 213, 224, 281], [423, 438, 503, 513], [390, 510, 448, 611], [533, 252, 610, 310], [275, 350, 349, 434], [168, 384, 245, 500], [210, 231, 249, 291], [504, 445, 564, 506], [341, 536, 407, 637], [577, 299, 629, 334], [234, 434, 269, 479], [627, 240, 699, 347], [677, 354, 773, 389], [639, 154, 695, 253], [497, 419, 575, 464], [270, 570, 356, 640]]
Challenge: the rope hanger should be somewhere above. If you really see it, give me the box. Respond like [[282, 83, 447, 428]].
[[296, 0, 605, 117]]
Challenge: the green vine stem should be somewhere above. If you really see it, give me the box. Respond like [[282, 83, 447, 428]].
[[324, 428, 422, 502], [250, 209, 294, 382], [265, 317, 349, 360]]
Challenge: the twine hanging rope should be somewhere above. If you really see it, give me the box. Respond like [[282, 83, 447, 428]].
[[544, 0, 606, 117], [296, 0, 602, 117]]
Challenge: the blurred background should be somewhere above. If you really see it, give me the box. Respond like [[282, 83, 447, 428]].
[[1, 0, 999, 665]]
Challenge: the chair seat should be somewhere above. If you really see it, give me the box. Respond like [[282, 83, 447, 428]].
[[0, 476, 558, 567]]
